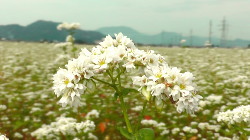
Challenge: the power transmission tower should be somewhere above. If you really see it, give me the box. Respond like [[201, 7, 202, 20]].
[[190, 29, 193, 46], [219, 17, 229, 47]]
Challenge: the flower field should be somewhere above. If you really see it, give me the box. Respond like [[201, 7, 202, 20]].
[[0, 41, 249, 140]]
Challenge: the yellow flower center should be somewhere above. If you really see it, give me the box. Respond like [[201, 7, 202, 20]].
[[156, 73, 162, 78], [64, 79, 70, 85], [99, 59, 106, 66], [180, 84, 186, 89]]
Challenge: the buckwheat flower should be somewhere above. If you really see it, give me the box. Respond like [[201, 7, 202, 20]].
[[180, 39, 186, 44], [206, 94, 222, 104], [217, 105, 250, 125], [53, 69, 75, 96], [150, 84, 166, 96], [13, 132, 23, 139], [172, 128, 180, 135], [141, 119, 158, 127], [79, 120, 96, 133], [164, 67, 181, 84], [107, 45, 127, 62], [198, 122, 209, 130], [132, 75, 148, 87], [131, 105, 143, 111], [79, 48, 92, 57], [0, 105, 7, 110], [32, 117, 95, 140], [114, 33, 136, 49], [144, 52, 162, 67], [53, 69, 86, 108], [0, 135, 9, 140], [160, 129, 170, 135], [66, 58, 94, 79], [57, 22, 80, 30], [146, 65, 168, 82], [88, 133, 98, 140], [176, 94, 202, 114], [99, 35, 114, 48], [66, 35, 75, 43], [183, 126, 192, 133], [55, 42, 72, 48], [92, 54, 113, 70], [190, 129, 198, 133], [85, 109, 100, 119]]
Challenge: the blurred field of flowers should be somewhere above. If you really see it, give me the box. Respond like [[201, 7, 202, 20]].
[[0, 41, 249, 139]]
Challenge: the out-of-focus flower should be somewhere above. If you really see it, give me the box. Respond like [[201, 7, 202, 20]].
[[57, 22, 80, 30], [217, 105, 250, 124]]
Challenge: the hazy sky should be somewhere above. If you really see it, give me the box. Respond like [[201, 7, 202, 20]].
[[1, 0, 250, 40]]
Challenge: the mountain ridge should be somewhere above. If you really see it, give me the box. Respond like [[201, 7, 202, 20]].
[[0, 20, 104, 44], [0, 20, 249, 47]]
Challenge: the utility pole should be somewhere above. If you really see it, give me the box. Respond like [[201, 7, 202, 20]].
[[219, 17, 229, 47], [189, 29, 193, 46], [209, 20, 212, 44]]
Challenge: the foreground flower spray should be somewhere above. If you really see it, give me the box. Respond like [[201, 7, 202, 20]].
[[52, 33, 202, 139]]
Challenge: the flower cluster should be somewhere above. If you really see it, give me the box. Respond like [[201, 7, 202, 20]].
[[31, 117, 96, 140], [52, 33, 201, 114], [57, 22, 80, 30], [217, 105, 250, 125]]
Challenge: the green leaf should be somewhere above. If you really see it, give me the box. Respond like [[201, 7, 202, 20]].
[[138, 128, 155, 140], [119, 127, 133, 139]]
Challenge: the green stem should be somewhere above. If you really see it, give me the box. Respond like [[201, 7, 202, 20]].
[[135, 100, 148, 132], [92, 77, 114, 87], [120, 95, 133, 133]]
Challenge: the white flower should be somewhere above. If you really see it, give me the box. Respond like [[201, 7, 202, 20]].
[[131, 106, 143, 111], [183, 126, 192, 133], [53, 69, 86, 108], [132, 75, 148, 87], [99, 35, 114, 48], [171, 128, 180, 135], [0, 135, 9, 140], [151, 84, 165, 96], [92, 53, 113, 70], [66, 35, 75, 43], [32, 117, 95, 139], [57, 22, 80, 30], [55, 42, 72, 48], [0, 105, 7, 110], [85, 110, 100, 119], [217, 105, 250, 125]]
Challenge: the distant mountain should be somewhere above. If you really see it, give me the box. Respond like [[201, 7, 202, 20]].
[[98, 26, 250, 47], [0, 20, 104, 43], [0, 21, 249, 47], [98, 26, 180, 45]]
